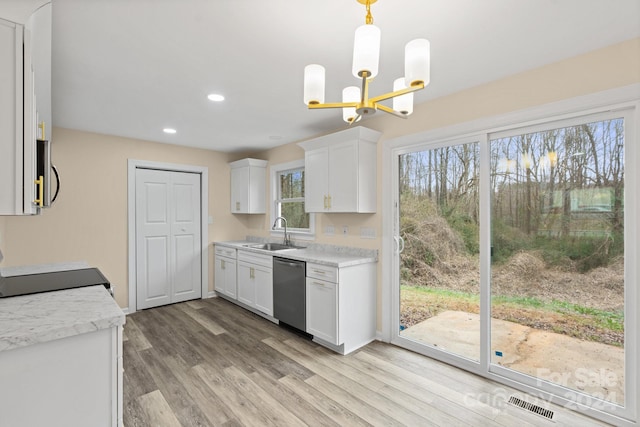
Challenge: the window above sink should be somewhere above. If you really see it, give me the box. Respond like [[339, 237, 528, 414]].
[[271, 159, 315, 240]]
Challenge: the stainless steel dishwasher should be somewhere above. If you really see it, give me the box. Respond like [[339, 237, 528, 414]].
[[273, 257, 306, 332]]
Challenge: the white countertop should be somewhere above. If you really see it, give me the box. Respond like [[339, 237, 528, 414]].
[[215, 240, 377, 267], [0, 286, 125, 353]]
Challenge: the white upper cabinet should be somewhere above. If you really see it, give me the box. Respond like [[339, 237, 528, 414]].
[[298, 126, 381, 213], [0, 2, 51, 215], [229, 158, 267, 214]]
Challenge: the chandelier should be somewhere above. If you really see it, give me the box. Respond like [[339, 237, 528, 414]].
[[303, 0, 430, 123]]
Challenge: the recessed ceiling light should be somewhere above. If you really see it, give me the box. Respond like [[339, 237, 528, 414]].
[[163, 128, 177, 134], [207, 93, 225, 102]]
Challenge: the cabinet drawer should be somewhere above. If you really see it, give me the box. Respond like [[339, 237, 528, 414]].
[[306, 263, 338, 283], [215, 245, 237, 258], [237, 249, 272, 268]]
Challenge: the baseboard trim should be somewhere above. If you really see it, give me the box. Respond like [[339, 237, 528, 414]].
[[375, 330, 388, 343]]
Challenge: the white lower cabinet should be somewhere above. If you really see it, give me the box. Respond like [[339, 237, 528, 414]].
[[306, 277, 337, 343], [305, 261, 376, 355], [0, 325, 123, 427], [214, 246, 237, 299], [237, 250, 273, 316]]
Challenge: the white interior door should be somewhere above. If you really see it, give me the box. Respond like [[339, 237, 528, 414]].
[[136, 168, 201, 310]]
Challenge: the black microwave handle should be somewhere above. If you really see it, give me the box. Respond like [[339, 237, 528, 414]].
[[51, 164, 60, 204]]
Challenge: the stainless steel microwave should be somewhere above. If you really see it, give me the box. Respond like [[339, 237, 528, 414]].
[[35, 139, 60, 208]]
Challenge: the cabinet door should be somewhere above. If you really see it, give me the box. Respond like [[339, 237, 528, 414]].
[[230, 166, 248, 213], [214, 256, 225, 294], [306, 278, 338, 344], [328, 141, 358, 212], [214, 256, 237, 299], [304, 147, 329, 212], [0, 17, 36, 215], [254, 266, 273, 316], [28, 3, 51, 138], [237, 262, 255, 307], [224, 257, 237, 299], [0, 19, 21, 214]]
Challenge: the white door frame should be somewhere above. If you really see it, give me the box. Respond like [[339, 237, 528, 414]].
[[127, 159, 209, 313]]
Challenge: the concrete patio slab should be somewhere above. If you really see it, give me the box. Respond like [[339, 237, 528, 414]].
[[401, 311, 624, 404]]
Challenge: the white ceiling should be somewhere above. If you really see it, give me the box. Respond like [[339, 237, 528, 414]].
[[28, 1, 640, 152]]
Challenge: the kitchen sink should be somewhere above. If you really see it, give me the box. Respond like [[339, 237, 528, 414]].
[[246, 243, 304, 251]]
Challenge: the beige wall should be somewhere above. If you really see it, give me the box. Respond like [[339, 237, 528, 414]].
[[2, 38, 638, 319], [1, 128, 244, 307]]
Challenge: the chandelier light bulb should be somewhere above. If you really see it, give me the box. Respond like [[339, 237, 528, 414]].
[[303, 64, 326, 105], [342, 86, 361, 123], [352, 24, 381, 78], [405, 38, 430, 87], [392, 78, 413, 115]]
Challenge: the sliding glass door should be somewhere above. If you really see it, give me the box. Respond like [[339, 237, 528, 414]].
[[397, 140, 481, 363], [390, 108, 635, 422], [489, 116, 626, 406]]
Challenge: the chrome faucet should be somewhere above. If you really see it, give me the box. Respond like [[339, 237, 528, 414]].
[[272, 216, 290, 246]]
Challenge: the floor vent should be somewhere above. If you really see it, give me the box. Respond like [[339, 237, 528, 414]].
[[508, 396, 554, 421]]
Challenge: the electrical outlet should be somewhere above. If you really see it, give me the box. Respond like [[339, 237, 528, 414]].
[[360, 227, 376, 239], [325, 225, 335, 235], [342, 226, 349, 236]]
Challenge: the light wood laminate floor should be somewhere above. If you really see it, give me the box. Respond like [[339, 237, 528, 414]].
[[123, 297, 612, 427]]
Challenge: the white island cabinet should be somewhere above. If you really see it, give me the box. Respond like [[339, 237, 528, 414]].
[[0, 286, 125, 427], [306, 261, 376, 355]]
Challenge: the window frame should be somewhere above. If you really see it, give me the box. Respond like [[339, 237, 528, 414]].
[[270, 159, 315, 240]]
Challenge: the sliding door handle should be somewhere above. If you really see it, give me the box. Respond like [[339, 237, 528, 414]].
[[393, 236, 405, 254]]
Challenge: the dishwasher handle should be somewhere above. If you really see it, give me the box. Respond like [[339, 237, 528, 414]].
[[273, 258, 305, 268]]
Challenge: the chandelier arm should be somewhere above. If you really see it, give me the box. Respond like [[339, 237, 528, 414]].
[[308, 102, 359, 110], [348, 114, 362, 126], [376, 103, 409, 119], [368, 82, 424, 104]]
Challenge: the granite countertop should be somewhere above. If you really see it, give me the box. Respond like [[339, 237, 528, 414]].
[[0, 286, 125, 353], [0, 261, 89, 277], [215, 239, 378, 268]]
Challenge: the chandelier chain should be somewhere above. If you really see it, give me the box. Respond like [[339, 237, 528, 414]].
[[365, 0, 373, 25]]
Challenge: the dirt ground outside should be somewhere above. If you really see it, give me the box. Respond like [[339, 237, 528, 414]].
[[400, 250, 624, 346]]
